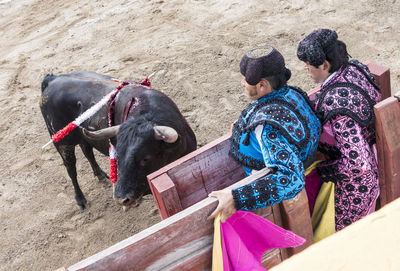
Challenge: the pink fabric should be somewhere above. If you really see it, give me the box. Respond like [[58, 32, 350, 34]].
[[221, 211, 306, 271], [312, 62, 381, 231], [304, 169, 322, 215], [318, 116, 380, 230], [320, 123, 336, 145]]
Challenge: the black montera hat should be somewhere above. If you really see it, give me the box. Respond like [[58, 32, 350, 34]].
[[297, 28, 338, 67], [240, 45, 290, 86]]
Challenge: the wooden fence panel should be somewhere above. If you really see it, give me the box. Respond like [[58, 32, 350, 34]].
[[374, 95, 400, 206], [65, 169, 273, 271]]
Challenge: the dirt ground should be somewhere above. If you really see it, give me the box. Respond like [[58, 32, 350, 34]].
[[0, 0, 399, 270]]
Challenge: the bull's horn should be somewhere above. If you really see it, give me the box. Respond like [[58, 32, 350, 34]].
[[82, 125, 120, 140], [153, 126, 178, 143]]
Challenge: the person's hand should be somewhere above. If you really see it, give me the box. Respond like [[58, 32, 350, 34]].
[[230, 121, 237, 132], [208, 189, 236, 223]]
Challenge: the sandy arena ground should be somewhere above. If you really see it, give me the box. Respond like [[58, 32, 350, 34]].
[[1, 0, 399, 270]]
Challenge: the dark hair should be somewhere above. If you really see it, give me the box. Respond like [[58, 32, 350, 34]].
[[264, 68, 292, 90], [297, 29, 350, 73], [324, 40, 350, 73]]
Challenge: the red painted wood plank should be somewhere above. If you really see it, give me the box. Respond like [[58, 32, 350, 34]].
[[69, 201, 216, 271], [168, 138, 244, 208], [169, 162, 207, 209], [68, 168, 271, 271], [148, 133, 235, 214], [262, 249, 284, 269], [150, 173, 183, 219], [169, 248, 212, 271], [149, 132, 245, 213], [147, 132, 232, 180], [270, 204, 289, 260], [365, 61, 391, 99], [375, 99, 389, 207], [374, 97, 400, 206], [278, 189, 313, 256]]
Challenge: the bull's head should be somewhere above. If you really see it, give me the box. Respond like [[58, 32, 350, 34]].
[[82, 124, 179, 210]]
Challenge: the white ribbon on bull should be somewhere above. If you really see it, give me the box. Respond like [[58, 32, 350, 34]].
[[41, 72, 155, 149], [41, 71, 179, 186]]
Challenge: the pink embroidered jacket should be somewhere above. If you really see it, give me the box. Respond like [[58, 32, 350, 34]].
[[314, 60, 381, 230]]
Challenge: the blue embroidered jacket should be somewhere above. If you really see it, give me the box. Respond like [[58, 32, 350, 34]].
[[229, 86, 321, 211]]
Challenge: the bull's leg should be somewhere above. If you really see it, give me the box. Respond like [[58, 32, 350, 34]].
[[79, 143, 109, 182], [56, 145, 88, 209]]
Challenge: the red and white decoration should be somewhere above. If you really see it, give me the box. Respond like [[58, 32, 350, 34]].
[[42, 74, 153, 183], [42, 80, 130, 147]]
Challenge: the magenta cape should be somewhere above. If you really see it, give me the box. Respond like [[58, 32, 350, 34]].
[[220, 211, 305, 271]]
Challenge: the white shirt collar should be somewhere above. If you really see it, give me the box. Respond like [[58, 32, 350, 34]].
[[322, 71, 337, 87]]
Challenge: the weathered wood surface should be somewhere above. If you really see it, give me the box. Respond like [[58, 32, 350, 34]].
[[64, 169, 271, 271], [374, 95, 400, 207], [364, 61, 391, 99], [148, 132, 245, 219], [279, 190, 313, 256]]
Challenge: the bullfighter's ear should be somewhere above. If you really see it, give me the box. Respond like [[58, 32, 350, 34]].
[[82, 125, 120, 140], [153, 126, 178, 143]]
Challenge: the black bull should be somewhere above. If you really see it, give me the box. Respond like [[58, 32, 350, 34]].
[[40, 71, 197, 209]]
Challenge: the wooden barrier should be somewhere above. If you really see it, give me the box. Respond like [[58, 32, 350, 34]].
[[56, 62, 395, 271], [374, 92, 400, 207], [147, 133, 244, 219], [148, 132, 314, 256], [63, 169, 295, 271], [364, 61, 391, 100]]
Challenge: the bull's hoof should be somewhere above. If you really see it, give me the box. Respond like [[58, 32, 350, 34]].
[[76, 197, 88, 210], [95, 171, 109, 183], [78, 201, 89, 210]]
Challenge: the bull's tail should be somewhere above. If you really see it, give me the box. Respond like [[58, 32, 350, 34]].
[[41, 74, 57, 92]]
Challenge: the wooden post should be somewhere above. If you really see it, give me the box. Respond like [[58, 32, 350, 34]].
[[365, 61, 391, 99], [148, 132, 245, 218], [374, 96, 400, 207], [279, 189, 314, 256], [150, 173, 183, 219]]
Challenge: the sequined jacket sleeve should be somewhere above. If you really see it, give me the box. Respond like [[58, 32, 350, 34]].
[[316, 115, 376, 183], [231, 125, 305, 211]]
